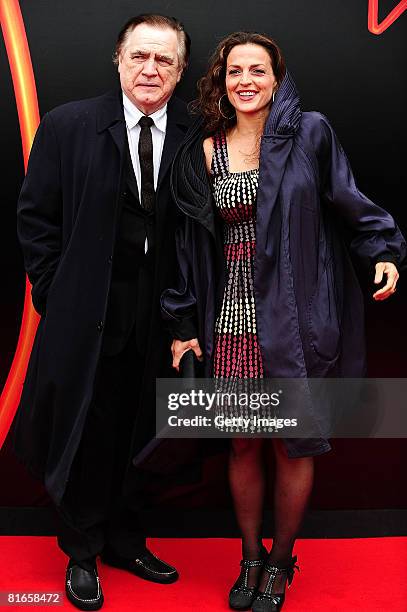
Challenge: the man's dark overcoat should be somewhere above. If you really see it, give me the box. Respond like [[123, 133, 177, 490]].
[[162, 72, 406, 457], [13, 88, 191, 505]]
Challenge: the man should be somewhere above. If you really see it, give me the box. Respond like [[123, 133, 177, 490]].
[[13, 14, 192, 610]]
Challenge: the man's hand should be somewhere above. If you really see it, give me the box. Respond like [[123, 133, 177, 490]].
[[171, 338, 203, 371], [373, 262, 399, 300]]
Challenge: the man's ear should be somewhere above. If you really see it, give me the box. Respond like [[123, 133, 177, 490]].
[[117, 53, 122, 74]]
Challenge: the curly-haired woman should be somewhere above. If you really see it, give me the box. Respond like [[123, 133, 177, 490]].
[[162, 32, 405, 611]]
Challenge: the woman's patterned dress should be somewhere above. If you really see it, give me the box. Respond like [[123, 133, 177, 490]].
[[211, 131, 269, 431]]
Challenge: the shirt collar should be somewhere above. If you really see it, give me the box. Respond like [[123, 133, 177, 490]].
[[122, 92, 167, 133]]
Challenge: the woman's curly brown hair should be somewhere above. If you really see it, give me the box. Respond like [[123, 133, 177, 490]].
[[194, 32, 286, 134]]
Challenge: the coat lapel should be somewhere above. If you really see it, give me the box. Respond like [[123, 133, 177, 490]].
[[254, 72, 308, 379], [256, 71, 301, 252], [96, 88, 127, 156], [107, 121, 127, 157], [157, 97, 191, 191]]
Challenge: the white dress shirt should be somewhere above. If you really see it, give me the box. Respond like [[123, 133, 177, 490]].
[[122, 92, 167, 195], [122, 92, 167, 253]]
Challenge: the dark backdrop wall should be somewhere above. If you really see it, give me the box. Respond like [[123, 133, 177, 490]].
[[1, 0, 406, 515]]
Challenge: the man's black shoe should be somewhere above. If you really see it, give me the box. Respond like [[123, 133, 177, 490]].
[[100, 548, 179, 584], [65, 562, 104, 610]]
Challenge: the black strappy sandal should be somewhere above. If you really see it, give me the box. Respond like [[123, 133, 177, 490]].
[[251, 556, 300, 612], [229, 547, 268, 610]]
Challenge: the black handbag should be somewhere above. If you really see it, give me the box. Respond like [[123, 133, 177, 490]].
[[133, 350, 201, 474]]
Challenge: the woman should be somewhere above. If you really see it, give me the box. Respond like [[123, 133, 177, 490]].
[[162, 32, 405, 611]]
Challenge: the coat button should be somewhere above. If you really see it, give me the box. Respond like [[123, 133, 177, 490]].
[[97, 321, 104, 332], [108, 255, 113, 263], [122, 191, 128, 197]]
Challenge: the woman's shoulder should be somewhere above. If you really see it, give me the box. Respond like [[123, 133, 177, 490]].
[[203, 135, 215, 174], [299, 111, 334, 139], [298, 110, 330, 133], [296, 111, 336, 158], [203, 135, 214, 155], [203, 129, 228, 154]]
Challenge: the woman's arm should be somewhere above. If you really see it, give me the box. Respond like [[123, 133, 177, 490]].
[[162, 125, 213, 369], [317, 114, 406, 298], [161, 218, 203, 370]]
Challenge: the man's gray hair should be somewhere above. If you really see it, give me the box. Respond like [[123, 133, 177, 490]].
[[113, 13, 191, 74]]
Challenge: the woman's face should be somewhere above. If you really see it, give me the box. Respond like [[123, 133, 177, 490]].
[[225, 44, 277, 116]]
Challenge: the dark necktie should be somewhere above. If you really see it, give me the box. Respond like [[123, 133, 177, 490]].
[[138, 115, 155, 212]]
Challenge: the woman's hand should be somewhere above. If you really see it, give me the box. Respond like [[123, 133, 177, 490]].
[[373, 262, 399, 300], [171, 338, 203, 371]]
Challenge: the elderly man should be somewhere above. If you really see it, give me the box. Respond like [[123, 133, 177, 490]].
[[13, 14, 191, 610]]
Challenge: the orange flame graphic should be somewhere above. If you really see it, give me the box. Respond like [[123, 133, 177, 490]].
[[368, 0, 407, 34], [0, 0, 40, 449]]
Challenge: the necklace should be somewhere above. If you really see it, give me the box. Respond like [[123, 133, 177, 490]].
[[238, 139, 261, 164], [229, 126, 262, 165]]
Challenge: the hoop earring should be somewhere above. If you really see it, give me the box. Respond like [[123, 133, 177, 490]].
[[218, 94, 235, 120], [272, 90, 276, 103]]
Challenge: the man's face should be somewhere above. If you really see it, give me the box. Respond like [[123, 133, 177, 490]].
[[118, 24, 182, 115]]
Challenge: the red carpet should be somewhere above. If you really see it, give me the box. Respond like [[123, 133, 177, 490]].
[[1, 536, 406, 610]]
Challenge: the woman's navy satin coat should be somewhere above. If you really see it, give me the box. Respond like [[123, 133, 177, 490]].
[[162, 72, 406, 457]]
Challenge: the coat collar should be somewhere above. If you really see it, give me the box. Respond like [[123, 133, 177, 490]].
[[96, 87, 124, 133], [263, 70, 302, 136]]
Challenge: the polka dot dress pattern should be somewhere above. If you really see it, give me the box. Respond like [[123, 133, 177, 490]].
[[211, 130, 264, 382]]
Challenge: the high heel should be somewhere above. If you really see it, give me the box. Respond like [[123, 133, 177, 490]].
[[251, 556, 299, 612], [229, 547, 268, 611]]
